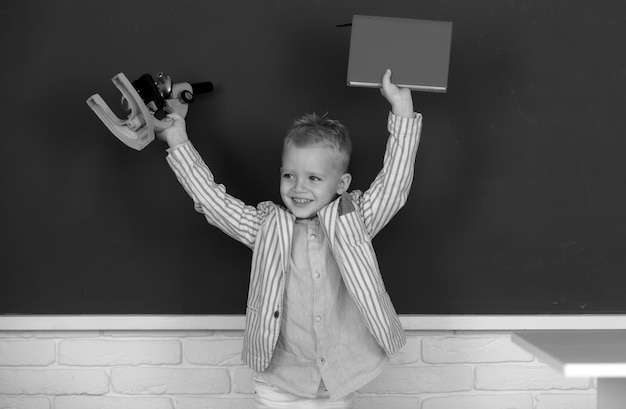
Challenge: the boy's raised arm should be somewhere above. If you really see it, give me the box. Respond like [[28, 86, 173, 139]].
[[158, 111, 262, 249], [356, 69, 421, 237]]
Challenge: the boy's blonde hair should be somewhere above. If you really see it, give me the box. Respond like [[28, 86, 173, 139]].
[[284, 113, 352, 172]]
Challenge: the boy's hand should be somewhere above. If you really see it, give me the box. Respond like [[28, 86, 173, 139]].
[[156, 111, 189, 148], [380, 69, 414, 118]]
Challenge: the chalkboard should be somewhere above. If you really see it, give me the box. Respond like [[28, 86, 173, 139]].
[[2, 0, 626, 315]]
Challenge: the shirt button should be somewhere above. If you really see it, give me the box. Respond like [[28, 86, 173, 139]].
[[273, 311, 280, 319], [313, 272, 320, 279], [315, 316, 322, 323], [320, 357, 326, 365]]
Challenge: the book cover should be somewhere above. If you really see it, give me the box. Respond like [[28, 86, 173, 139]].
[[347, 15, 453, 92]]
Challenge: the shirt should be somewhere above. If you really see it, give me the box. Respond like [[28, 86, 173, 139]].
[[253, 218, 387, 400]]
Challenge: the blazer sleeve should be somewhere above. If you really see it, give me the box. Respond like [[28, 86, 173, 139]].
[[356, 111, 422, 238], [165, 141, 268, 249]]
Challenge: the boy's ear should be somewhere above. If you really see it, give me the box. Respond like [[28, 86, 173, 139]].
[[336, 173, 352, 195]]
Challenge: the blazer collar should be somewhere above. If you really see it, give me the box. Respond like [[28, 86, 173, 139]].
[[318, 193, 353, 247]]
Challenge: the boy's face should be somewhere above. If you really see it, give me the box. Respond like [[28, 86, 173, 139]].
[[280, 143, 352, 219]]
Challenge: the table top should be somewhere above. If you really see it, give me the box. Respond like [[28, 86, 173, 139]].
[[512, 330, 626, 378]]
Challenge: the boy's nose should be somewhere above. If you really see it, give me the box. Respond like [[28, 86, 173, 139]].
[[294, 178, 307, 192]]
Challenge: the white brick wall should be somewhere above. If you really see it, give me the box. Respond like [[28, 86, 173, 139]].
[[0, 330, 597, 409]]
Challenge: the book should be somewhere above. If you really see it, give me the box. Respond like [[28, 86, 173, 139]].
[[346, 15, 453, 92]]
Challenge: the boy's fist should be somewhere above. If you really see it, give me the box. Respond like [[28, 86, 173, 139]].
[[156, 112, 189, 148], [380, 69, 414, 118]]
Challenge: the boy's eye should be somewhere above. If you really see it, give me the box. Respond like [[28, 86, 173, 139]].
[[309, 176, 321, 182], [282, 173, 294, 179]]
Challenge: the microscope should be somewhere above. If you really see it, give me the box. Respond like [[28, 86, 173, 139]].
[[87, 72, 213, 150]]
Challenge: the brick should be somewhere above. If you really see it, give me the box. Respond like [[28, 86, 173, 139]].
[[54, 396, 174, 409], [354, 396, 420, 408], [0, 368, 108, 395], [232, 366, 255, 394], [0, 339, 56, 366], [0, 331, 100, 339], [359, 366, 472, 394], [422, 336, 534, 363], [103, 331, 216, 338], [476, 365, 591, 390], [185, 339, 243, 365], [59, 339, 181, 366], [422, 393, 533, 409], [111, 367, 230, 394], [389, 336, 421, 365], [0, 396, 51, 409], [535, 393, 597, 409], [175, 397, 256, 409]]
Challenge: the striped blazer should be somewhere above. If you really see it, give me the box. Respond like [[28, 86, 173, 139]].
[[167, 112, 422, 371]]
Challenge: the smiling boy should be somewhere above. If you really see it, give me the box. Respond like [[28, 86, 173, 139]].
[[159, 69, 422, 408], [280, 114, 352, 219]]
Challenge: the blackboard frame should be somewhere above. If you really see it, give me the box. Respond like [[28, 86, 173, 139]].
[[2, 315, 626, 331]]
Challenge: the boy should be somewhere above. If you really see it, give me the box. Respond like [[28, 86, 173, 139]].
[[158, 69, 422, 408]]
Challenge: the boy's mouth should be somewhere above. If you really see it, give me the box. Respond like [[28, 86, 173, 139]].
[[291, 197, 313, 206]]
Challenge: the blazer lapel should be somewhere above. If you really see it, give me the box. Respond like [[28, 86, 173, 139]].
[[275, 208, 295, 273], [319, 193, 353, 247]]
